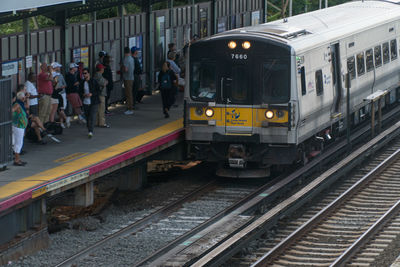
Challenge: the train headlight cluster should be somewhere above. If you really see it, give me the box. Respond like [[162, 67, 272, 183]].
[[242, 41, 251, 49], [228, 41, 237, 49], [265, 110, 274, 119], [228, 41, 251, 49], [205, 108, 214, 117]]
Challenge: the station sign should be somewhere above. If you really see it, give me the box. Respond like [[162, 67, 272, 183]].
[[2, 61, 18, 76], [31, 170, 89, 198]]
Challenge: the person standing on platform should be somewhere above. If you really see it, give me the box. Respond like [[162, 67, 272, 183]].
[[25, 72, 39, 117], [103, 55, 114, 114], [50, 62, 67, 128], [37, 63, 53, 123], [122, 47, 135, 115], [66, 63, 86, 126], [79, 68, 101, 138], [97, 50, 106, 65], [166, 52, 181, 106], [12, 92, 28, 166], [94, 63, 110, 128], [158, 61, 177, 118], [131, 46, 143, 104]]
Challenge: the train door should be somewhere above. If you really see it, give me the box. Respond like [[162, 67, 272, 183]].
[[221, 63, 253, 134], [331, 43, 342, 113]]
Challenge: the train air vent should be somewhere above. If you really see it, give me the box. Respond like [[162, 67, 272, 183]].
[[283, 29, 310, 39]]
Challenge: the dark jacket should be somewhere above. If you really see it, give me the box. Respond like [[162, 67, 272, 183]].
[[134, 57, 143, 76], [65, 72, 80, 94], [78, 78, 101, 105], [102, 65, 114, 91], [157, 69, 177, 90]]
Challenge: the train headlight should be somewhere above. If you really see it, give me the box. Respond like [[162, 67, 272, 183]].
[[265, 110, 274, 119], [242, 41, 251, 49], [205, 108, 214, 117], [228, 41, 237, 49], [195, 107, 203, 116], [276, 110, 284, 118]]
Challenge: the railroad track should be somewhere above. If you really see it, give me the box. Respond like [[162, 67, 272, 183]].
[[252, 145, 400, 267], [53, 179, 264, 267], [140, 119, 400, 267]]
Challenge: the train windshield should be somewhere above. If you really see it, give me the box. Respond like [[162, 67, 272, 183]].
[[262, 60, 290, 103], [190, 61, 217, 101]]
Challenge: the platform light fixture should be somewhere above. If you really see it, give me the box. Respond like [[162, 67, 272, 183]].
[[228, 41, 237, 49], [242, 41, 251, 49]]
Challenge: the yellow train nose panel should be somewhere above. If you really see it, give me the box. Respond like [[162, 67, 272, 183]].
[[225, 107, 253, 127]]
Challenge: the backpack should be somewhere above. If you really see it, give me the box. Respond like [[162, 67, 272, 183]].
[[160, 72, 171, 89], [44, 122, 63, 135]]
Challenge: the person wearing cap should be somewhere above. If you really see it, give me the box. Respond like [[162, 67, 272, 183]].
[[94, 63, 110, 128], [66, 62, 86, 126], [49, 62, 67, 128], [131, 46, 143, 104], [37, 63, 54, 124], [122, 47, 135, 115], [97, 51, 106, 66]]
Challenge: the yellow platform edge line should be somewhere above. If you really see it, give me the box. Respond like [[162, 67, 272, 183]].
[[0, 119, 183, 199]]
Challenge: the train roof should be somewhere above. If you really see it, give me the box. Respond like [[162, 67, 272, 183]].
[[218, 0, 400, 52]]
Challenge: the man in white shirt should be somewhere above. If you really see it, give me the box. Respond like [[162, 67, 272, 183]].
[[25, 72, 39, 116]]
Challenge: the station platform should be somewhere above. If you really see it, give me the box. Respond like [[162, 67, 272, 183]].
[[0, 92, 184, 213]]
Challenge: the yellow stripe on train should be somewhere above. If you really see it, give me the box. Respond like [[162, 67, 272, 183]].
[[189, 107, 288, 127]]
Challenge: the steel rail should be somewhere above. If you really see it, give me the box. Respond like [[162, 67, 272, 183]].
[[252, 148, 400, 267], [189, 118, 400, 267], [330, 183, 400, 266], [134, 174, 286, 267], [53, 180, 218, 267]]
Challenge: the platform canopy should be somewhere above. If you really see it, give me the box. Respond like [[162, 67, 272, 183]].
[[0, 0, 158, 24], [0, 0, 84, 14]]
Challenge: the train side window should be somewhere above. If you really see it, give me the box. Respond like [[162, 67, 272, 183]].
[[374, 45, 382, 68], [383, 42, 390, 64], [390, 39, 397, 60], [347, 56, 356, 80], [315, 69, 323, 96], [356, 52, 365, 76], [366, 49, 374, 72], [300, 66, 306, 96]]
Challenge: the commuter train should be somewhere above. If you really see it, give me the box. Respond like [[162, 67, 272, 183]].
[[184, 0, 400, 177]]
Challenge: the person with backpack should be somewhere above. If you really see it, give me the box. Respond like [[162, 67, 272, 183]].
[[158, 61, 177, 118]]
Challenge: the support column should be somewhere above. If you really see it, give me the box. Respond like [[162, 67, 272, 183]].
[[92, 11, 97, 72], [55, 11, 69, 68], [211, 0, 216, 35], [23, 18, 30, 57], [142, 0, 153, 92], [119, 5, 125, 65], [118, 162, 147, 191], [74, 181, 94, 207]]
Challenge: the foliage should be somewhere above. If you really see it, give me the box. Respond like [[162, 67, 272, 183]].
[[0, 0, 351, 35]]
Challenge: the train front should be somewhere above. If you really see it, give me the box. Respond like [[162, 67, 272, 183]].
[[184, 33, 297, 177]]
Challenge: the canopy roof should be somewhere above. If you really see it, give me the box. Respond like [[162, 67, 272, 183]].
[[0, 0, 158, 24], [1, 0, 83, 14]]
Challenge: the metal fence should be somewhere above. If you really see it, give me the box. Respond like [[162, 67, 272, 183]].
[[0, 78, 12, 169]]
